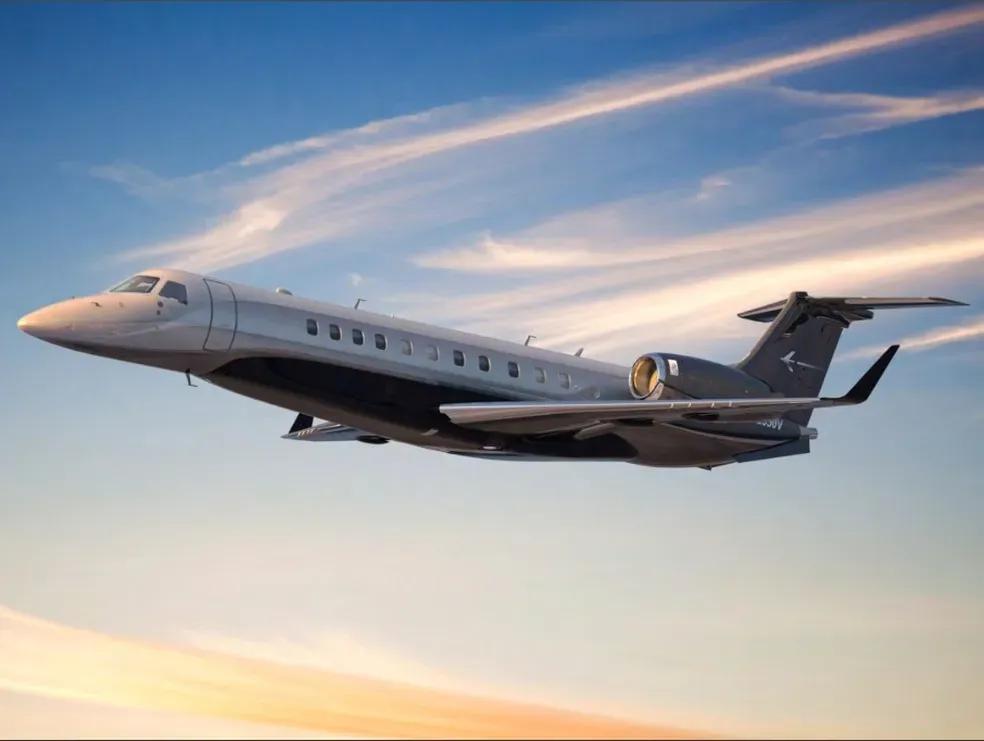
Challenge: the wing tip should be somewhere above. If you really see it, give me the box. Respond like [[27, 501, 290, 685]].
[[840, 344, 899, 404], [927, 296, 969, 307]]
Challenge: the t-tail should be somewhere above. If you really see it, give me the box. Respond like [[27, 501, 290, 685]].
[[736, 293, 966, 424]]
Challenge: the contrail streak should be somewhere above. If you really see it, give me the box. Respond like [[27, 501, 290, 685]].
[[118, 6, 984, 272], [240, 5, 984, 171]]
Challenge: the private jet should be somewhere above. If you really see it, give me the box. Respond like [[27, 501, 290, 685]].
[[17, 268, 965, 469]]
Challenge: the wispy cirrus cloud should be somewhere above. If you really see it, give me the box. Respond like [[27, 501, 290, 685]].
[[0, 605, 703, 739], [106, 5, 984, 273], [238, 107, 453, 168], [411, 167, 984, 275], [693, 174, 732, 202], [401, 169, 983, 359], [471, 237, 982, 358], [841, 315, 984, 361], [773, 84, 984, 140], [229, 5, 984, 173], [180, 627, 453, 689]]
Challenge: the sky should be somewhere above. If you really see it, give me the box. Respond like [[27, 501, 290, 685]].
[[1, 2, 982, 738]]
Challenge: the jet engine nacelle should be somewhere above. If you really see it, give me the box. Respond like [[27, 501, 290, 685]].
[[629, 353, 772, 400]]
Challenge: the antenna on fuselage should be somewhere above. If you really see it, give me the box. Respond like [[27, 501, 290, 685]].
[[524, 334, 536, 346], [354, 298, 366, 310], [574, 347, 584, 357]]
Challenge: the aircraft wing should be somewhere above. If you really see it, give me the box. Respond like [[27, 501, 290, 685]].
[[441, 345, 898, 435]]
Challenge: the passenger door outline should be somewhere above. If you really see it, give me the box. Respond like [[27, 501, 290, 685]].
[[203, 279, 238, 352]]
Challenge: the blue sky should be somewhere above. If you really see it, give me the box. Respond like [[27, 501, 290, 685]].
[[1, 3, 983, 738]]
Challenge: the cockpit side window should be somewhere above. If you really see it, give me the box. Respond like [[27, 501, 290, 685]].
[[160, 281, 188, 305], [109, 275, 159, 294]]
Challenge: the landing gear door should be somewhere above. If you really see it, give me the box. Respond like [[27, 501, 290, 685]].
[[203, 279, 237, 352]]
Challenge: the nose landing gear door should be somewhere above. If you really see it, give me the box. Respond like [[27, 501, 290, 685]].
[[203, 279, 237, 352]]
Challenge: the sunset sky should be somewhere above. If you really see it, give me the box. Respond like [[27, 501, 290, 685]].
[[1, 3, 982, 738]]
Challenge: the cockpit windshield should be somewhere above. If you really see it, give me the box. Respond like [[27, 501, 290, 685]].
[[109, 275, 159, 294]]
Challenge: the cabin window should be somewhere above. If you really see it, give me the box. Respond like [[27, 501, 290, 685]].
[[559, 372, 572, 389], [329, 323, 341, 341], [534, 367, 546, 383], [375, 333, 387, 350], [401, 339, 413, 356], [478, 355, 490, 372], [352, 329, 364, 345], [453, 350, 465, 367], [507, 361, 520, 378], [306, 319, 318, 336], [426, 345, 439, 361], [109, 275, 159, 294], [160, 281, 188, 305]]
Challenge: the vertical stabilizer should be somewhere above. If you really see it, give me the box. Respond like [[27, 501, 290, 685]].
[[736, 293, 965, 424]]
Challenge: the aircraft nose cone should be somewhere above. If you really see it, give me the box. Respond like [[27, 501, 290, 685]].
[[17, 309, 46, 337], [17, 303, 75, 342]]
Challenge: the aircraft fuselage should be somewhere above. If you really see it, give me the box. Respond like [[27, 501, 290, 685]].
[[16, 268, 826, 468]]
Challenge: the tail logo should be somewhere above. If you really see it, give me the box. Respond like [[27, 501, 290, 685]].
[[781, 350, 823, 374]]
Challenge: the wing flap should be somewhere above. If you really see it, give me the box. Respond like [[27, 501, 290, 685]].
[[442, 396, 832, 433]]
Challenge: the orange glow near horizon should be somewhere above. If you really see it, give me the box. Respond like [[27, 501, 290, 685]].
[[0, 605, 709, 739]]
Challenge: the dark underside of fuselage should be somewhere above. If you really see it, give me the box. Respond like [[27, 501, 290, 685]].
[[206, 356, 800, 466]]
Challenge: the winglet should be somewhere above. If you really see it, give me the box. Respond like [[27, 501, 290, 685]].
[[836, 345, 899, 404]]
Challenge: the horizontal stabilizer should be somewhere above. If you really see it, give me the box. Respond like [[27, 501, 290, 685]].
[[739, 295, 966, 323], [282, 414, 367, 442]]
